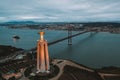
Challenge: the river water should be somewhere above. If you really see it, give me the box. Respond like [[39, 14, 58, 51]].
[[0, 27, 120, 68]]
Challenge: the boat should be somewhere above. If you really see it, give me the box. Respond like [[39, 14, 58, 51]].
[[12, 35, 20, 39]]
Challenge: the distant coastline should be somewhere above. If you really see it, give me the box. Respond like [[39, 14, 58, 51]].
[[0, 22, 120, 34]]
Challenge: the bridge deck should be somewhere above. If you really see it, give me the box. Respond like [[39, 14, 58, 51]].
[[31, 31, 87, 51]]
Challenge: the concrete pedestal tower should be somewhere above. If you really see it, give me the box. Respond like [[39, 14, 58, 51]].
[[37, 31, 50, 73]]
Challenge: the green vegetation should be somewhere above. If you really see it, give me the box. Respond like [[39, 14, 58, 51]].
[[0, 45, 23, 57]]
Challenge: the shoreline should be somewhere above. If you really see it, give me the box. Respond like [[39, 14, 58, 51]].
[[0, 45, 23, 57], [0, 45, 23, 62]]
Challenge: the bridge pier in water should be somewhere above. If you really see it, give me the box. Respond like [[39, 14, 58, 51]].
[[68, 28, 72, 45]]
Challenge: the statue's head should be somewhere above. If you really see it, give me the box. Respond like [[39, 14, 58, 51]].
[[40, 31, 45, 36], [40, 31, 45, 41]]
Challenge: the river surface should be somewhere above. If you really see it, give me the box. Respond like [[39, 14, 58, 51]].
[[0, 27, 120, 68]]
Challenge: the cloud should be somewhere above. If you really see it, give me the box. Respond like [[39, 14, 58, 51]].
[[0, 0, 120, 22]]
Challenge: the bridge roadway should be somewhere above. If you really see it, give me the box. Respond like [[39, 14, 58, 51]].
[[31, 30, 88, 51]]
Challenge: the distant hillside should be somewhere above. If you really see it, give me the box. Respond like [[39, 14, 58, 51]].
[[4, 21, 36, 24]]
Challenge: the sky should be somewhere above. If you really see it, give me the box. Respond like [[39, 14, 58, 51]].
[[0, 0, 120, 22]]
